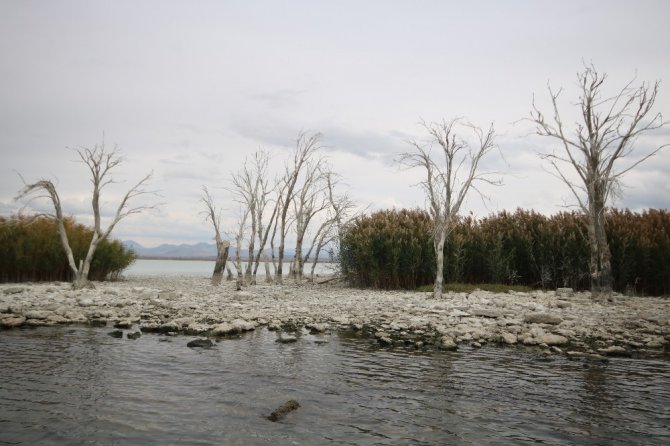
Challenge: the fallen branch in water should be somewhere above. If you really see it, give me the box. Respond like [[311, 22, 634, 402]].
[[267, 399, 300, 422]]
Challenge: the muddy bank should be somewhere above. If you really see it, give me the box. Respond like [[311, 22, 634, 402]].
[[1, 276, 668, 359]]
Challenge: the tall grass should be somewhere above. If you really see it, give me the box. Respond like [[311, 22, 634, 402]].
[[339, 208, 670, 295], [0, 215, 135, 283], [339, 209, 435, 289]]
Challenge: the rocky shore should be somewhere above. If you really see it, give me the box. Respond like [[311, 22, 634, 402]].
[[1, 276, 668, 359]]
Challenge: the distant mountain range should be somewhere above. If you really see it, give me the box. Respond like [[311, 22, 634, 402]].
[[122, 240, 308, 260], [123, 240, 218, 259]]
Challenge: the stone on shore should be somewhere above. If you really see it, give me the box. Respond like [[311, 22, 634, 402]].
[[598, 345, 631, 357], [1, 278, 668, 357], [523, 313, 563, 325], [1, 316, 26, 328], [439, 336, 458, 351], [501, 332, 518, 345], [212, 319, 255, 336]]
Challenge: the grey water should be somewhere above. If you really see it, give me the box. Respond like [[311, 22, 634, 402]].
[[1, 327, 669, 446], [125, 259, 334, 277]]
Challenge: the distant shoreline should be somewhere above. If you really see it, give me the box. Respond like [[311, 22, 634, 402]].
[[135, 256, 334, 263]]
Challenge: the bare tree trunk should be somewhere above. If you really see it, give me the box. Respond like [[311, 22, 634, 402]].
[[433, 228, 446, 299], [211, 240, 230, 285], [263, 253, 272, 283]]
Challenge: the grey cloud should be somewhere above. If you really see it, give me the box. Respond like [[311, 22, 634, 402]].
[[250, 89, 305, 110]]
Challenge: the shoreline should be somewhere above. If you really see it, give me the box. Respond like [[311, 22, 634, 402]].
[[1, 276, 668, 360]]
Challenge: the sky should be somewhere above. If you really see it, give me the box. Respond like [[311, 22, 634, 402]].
[[1, 0, 669, 247]]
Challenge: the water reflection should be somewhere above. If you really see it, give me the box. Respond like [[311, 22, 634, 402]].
[[0, 327, 669, 445]]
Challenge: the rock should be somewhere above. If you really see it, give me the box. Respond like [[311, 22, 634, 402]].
[[472, 309, 501, 319], [108, 330, 124, 338], [77, 298, 95, 307], [3, 286, 25, 295], [231, 318, 255, 332], [550, 346, 563, 354], [556, 287, 574, 297], [187, 338, 213, 348], [103, 289, 119, 296], [439, 336, 458, 351], [539, 334, 568, 346], [524, 313, 563, 325], [448, 309, 470, 317], [377, 336, 393, 346], [277, 333, 298, 344], [211, 322, 236, 336], [46, 314, 69, 324], [127, 331, 141, 340], [212, 319, 255, 336], [23, 310, 52, 320], [307, 323, 328, 333], [267, 400, 300, 422], [114, 320, 133, 329], [556, 301, 571, 309], [472, 342, 482, 348], [1, 316, 26, 328], [159, 291, 180, 300], [645, 337, 666, 349], [501, 332, 517, 344], [598, 345, 631, 357]]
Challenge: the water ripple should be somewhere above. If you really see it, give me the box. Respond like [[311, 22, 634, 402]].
[[0, 327, 668, 445]]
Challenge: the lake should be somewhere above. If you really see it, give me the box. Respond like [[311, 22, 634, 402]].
[[125, 258, 336, 278], [1, 326, 668, 445]]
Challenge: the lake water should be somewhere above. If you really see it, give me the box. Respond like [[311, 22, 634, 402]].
[[1, 326, 669, 445], [125, 259, 336, 278]]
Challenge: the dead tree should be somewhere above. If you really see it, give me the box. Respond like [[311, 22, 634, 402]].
[[303, 171, 357, 282], [231, 150, 281, 284], [399, 119, 498, 299], [15, 144, 154, 289], [530, 64, 668, 300], [275, 131, 322, 284], [290, 159, 330, 282], [200, 186, 230, 285], [232, 208, 249, 289]]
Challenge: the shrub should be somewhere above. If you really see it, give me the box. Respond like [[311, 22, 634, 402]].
[[339, 207, 670, 295], [339, 209, 434, 289], [0, 215, 135, 283]]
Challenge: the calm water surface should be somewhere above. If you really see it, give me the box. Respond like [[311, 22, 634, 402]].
[[125, 259, 334, 277], [1, 327, 669, 445]]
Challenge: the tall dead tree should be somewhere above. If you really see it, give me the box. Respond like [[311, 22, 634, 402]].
[[290, 159, 329, 282], [303, 170, 357, 282], [231, 150, 280, 284], [275, 131, 322, 284], [200, 186, 229, 285], [15, 144, 154, 289], [399, 119, 498, 299], [530, 64, 668, 300]]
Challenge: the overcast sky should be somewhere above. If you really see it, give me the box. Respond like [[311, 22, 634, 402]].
[[1, 0, 669, 247]]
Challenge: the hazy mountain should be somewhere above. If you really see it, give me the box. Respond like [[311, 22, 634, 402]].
[[123, 241, 304, 260], [123, 241, 217, 259]]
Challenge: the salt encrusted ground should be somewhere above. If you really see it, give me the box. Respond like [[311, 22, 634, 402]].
[[1, 276, 668, 358]]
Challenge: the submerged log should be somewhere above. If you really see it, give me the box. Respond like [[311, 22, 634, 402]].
[[267, 399, 300, 422]]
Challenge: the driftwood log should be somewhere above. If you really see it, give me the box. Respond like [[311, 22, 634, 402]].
[[267, 399, 300, 422]]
